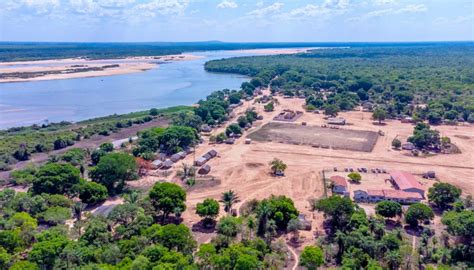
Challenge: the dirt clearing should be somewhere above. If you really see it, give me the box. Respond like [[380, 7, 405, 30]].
[[248, 122, 379, 152]]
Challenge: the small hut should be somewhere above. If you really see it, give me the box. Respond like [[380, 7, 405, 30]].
[[161, 159, 174, 169], [201, 125, 212, 133], [327, 117, 346, 125], [151, 160, 163, 169], [402, 142, 415, 150], [156, 152, 167, 161], [177, 151, 187, 159], [198, 164, 211, 175], [195, 156, 208, 166], [225, 138, 235, 144], [245, 138, 252, 144], [170, 153, 182, 163], [207, 149, 218, 158]]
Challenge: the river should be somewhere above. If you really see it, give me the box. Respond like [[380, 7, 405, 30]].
[[0, 50, 256, 129]]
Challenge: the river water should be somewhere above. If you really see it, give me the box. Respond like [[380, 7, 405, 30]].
[[0, 50, 255, 129]]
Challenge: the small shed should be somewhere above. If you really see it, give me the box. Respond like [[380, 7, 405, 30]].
[[225, 138, 235, 144], [157, 152, 167, 161], [402, 142, 415, 150], [195, 156, 208, 166], [327, 117, 346, 125], [207, 149, 218, 158], [151, 160, 163, 169], [177, 151, 187, 159], [203, 153, 212, 160], [201, 125, 212, 133], [161, 159, 174, 169], [170, 153, 182, 163], [245, 138, 252, 144], [198, 164, 211, 175]]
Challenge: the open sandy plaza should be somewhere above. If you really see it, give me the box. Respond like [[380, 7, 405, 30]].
[[126, 88, 474, 245]]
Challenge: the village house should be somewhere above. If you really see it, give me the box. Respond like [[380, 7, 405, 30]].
[[330, 176, 349, 196], [366, 189, 423, 204], [170, 153, 182, 163], [195, 156, 208, 166], [161, 159, 174, 170], [151, 160, 163, 169], [389, 171, 425, 198], [353, 190, 369, 202], [198, 164, 211, 175]]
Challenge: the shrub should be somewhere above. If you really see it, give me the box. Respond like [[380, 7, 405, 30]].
[[75, 181, 108, 205], [347, 172, 362, 183]]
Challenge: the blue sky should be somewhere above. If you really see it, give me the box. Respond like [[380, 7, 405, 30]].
[[0, 0, 472, 42]]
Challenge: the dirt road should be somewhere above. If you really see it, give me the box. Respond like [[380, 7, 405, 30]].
[[0, 117, 168, 180]]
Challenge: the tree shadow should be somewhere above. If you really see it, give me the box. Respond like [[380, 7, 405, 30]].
[[192, 219, 217, 233]]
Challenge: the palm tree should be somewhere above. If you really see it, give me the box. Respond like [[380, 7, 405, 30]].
[[72, 202, 86, 236], [124, 190, 140, 204], [269, 158, 287, 175], [385, 250, 401, 270], [256, 200, 272, 236], [220, 190, 240, 214], [73, 201, 85, 221], [246, 216, 256, 240], [166, 138, 181, 154]]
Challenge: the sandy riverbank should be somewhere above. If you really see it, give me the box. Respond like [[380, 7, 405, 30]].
[[0, 54, 202, 83]]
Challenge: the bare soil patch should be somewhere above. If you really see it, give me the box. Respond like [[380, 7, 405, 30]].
[[248, 122, 379, 152]]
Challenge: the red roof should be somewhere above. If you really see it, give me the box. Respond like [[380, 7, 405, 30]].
[[330, 176, 347, 187], [383, 189, 423, 200], [390, 171, 424, 191], [368, 189, 423, 200]]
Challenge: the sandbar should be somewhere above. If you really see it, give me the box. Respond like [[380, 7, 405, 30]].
[[0, 54, 202, 83]]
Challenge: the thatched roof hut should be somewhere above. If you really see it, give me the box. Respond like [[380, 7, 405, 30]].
[[198, 164, 211, 175]]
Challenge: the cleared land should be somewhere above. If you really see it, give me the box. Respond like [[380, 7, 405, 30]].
[[248, 122, 379, 152]]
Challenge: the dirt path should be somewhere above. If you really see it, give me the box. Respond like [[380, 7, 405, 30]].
[[287, 244, 299, 270], [0, 118, 168, 180]]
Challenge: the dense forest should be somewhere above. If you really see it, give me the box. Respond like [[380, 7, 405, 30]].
[[1, 41, 468, 62], [205, 43, 474, 124]]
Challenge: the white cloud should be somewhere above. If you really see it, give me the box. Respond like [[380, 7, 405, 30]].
[[396, 4, 426, 13], [5, 0, 60, 15], [97, 0, 135, 8], [372, 0, 397, 5], [279, 0, 350, 20], [348, 3, 427, 21], [69, 0, 101, 14], [322, 0, 350, 9], [217, 0, 238, 9], [256, 1, 264, 7], [434, 14, 473, 25], [247, 2, 283, 17]]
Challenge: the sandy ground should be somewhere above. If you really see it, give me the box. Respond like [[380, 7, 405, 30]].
[[235, 48, 314, 55], [0, 54, 202, 83], [127, 87, 473, 245]]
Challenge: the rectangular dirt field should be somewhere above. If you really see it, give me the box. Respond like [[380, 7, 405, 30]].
[[248, 122, 379, 152]]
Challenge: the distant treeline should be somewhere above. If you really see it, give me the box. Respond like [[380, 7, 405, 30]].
[[205, 43, 474, 124], [0, 41, 471, 62]]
